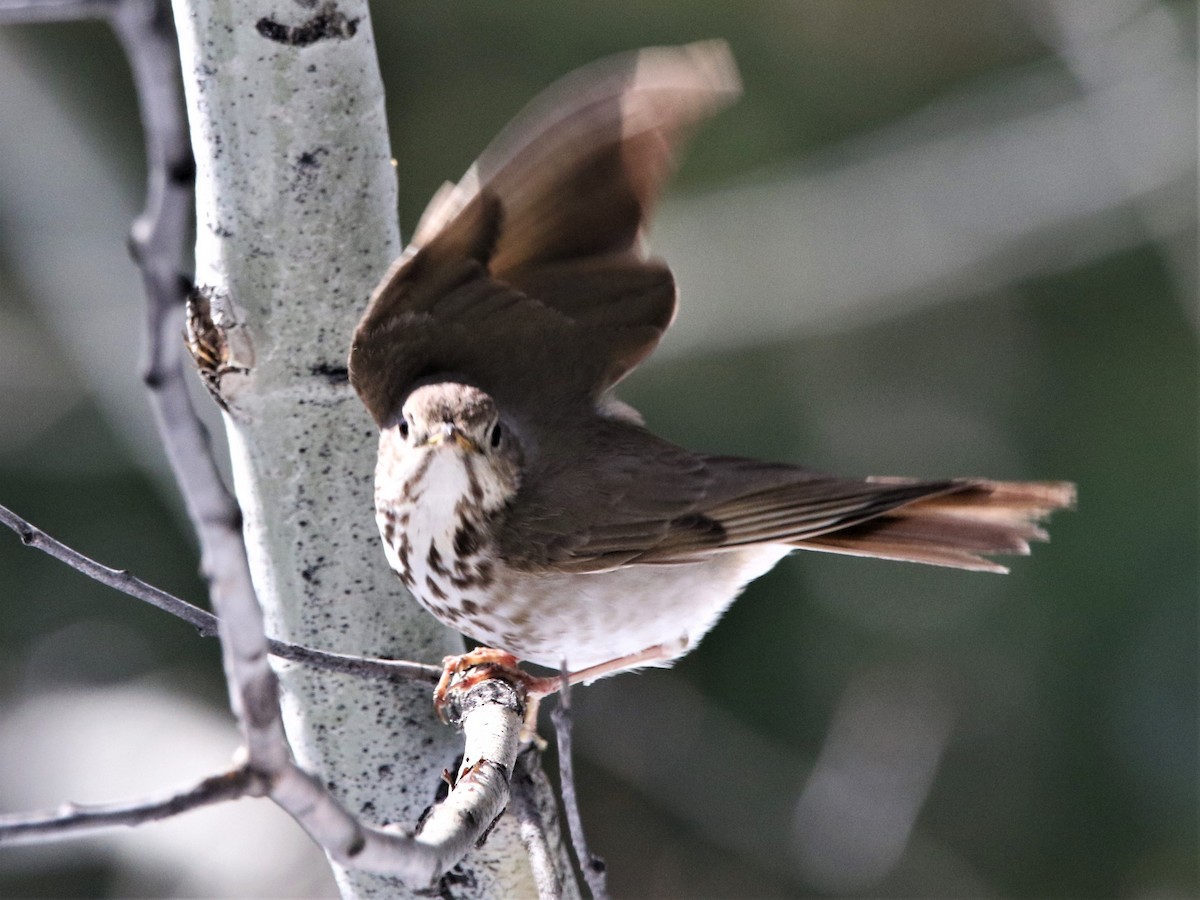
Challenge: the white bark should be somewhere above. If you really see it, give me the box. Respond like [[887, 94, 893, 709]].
[[169, 1, 558, 894]]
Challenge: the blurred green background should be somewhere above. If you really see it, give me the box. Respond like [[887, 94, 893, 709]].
[[0, 1, 1195, 897]]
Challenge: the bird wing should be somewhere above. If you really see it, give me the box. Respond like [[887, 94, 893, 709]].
[[350, 41, 739, 426], [498, 425, 1075, 574], [497, 423, 968, 572]]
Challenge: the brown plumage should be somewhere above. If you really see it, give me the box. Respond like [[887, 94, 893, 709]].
[[349, 41, 1075, 675]]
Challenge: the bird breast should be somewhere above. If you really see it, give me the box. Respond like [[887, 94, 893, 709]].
[[374, 439, 499, 628]]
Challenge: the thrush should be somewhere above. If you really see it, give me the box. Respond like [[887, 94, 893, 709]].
[[348, 41, 1075, 690]]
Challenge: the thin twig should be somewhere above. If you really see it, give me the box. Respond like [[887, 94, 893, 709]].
[[0, 766, 260, 846], [0, 500, 441, 683], [268, 641, 440, 684], [0, 501, 219, 637], [115, 0, 288, 774], [552, 663, 609, 900], [0, 752, 489, 888], [511, 748, 564, 900], [111, 0, 232, 571]]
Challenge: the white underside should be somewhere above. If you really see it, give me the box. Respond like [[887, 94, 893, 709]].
[[480, 544, 792, 672]]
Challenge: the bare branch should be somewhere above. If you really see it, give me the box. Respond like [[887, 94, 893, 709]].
[[0, 766, 260, 846], [0, 744, 520, 886], [0, 752, 486, 886], [0, 500, 219, 637], [511, 749, 564, 900], [407, 674, 525, 879], [0, 500, 441, 683], [267, 641, 439, 685], [280, 672, 536, 886], [552, 667, 609, 900], [0, 677, 535, 890], [109, 0, 289, 776]]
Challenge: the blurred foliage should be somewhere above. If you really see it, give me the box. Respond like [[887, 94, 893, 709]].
[[374, 1, 1049, 230], [0, 1, 1196, 897]]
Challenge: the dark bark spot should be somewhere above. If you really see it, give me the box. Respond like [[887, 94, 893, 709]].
[[255, 3, 358, 46], [310, 362, 349, 383]]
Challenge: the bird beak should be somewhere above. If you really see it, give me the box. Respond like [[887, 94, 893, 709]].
[[424, 424, 480, 453]]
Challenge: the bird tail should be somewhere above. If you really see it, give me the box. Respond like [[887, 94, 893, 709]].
[[791, 479, 1076, 573]]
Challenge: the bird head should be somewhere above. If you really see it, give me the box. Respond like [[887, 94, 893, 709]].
[[381, 381, 522, 511]]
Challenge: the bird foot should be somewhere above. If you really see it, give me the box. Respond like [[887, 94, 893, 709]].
[[433, 648, 556, 726], [434, 642, 681, 723]]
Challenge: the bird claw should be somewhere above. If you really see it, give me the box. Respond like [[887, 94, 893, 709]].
[[433, 648, 562, 727]]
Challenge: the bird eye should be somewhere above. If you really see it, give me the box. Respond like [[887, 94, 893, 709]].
[[398, 418, 410, 439], [489, 422, 503, 449]]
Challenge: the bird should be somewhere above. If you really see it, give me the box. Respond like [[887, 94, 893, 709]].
[[348, 40, 1075, 695]]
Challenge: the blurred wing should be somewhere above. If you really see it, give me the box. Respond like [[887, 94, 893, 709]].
[[350, 41, 740, 426], [411, 39, 740, 269]]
